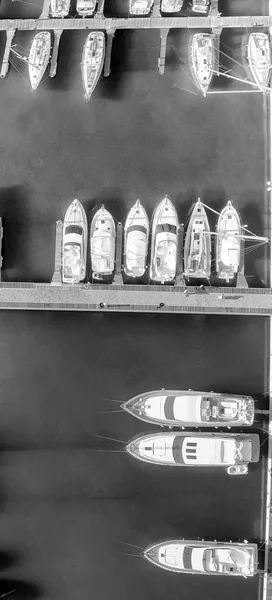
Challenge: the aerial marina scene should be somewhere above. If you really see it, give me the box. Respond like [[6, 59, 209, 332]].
[[0, 0, 271, 599]]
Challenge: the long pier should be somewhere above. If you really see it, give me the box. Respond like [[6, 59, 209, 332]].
[[0, 16, 271, 32], [0, 283, 270, 314]]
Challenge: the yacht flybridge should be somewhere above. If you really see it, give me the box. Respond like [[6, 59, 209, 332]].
[[129, 0, 154, 15], [123, 200, 149, 278], [246, 32, 271, 93], [81, 32, 105, 101], [62, 199, 88, 284], [90, 205, 116, 281], [121, 390, 255, 427], [190, 0, 210, 14], [50, 0, 70, 17], [160, 0, 183, 11], [189, 33, 215, 97], [76, 0, 97, 16], [184, 199, 211, 280], [143, 539, 258, 577], [149, 196, 179, 284], [126, 431, 260, 475]]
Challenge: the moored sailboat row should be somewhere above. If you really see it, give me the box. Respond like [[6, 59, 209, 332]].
[[60, 197, 268, 284]]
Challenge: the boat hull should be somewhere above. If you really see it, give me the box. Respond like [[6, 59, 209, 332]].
[[50, 0, 70, 17], [184, 200, 211, 279], [129, 0, 154, 14], [62, 199, 88, 284], [124, 200, 149, 278], [246, 32, 271, 92], [28, 32, 51, 91], [149, 196, 179, 284], [126, 431, 260, 468], [189, 33, 215, 96], [90, 206, 116, 280], [121, 389, 255, 427], [144, 539, 258, 577], [216, 201, 241, 282], [160, 0, 183, 12], [81, 32, 105, 101], [76, 0, 96, 15]]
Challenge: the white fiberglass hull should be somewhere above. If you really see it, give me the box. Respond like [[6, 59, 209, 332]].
[[124, 200, 149, 278], [121, 389, 255, 427], [90, 205, 116, 280], [189, 33, 215, 96], [129, 0, 154, 15], [81, 32, 105, 101], [28, 32, 51, 91], [51, 0, 70, 17], [184, 199, 211, 279], [62, 199, 88, 284], [247, 32, 271, 92], [144, 539, 258, 577], [76, 0, 96, 15], [216, 201, 241, 282], [191, 0, 210, 13], [161, 0, 183, 12], [149, 196, 179, 284], [126, 431, 260, 469]]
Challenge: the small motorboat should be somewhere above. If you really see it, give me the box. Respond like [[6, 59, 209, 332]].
[[216, 200, 241, 283], [90, 205, 116, 281], [246, 32, 271, 92], [81, 32, 105, 101], [76, 0, 97, 16], [189, 33, 215, 96], [129, 0, 154, 15], [149, 196, 179, 284], [144, 539, 258, 577], [190, 0, 210, 14], [62, 199, 88, 284], [28, 32, 51, 91], [160, 0, 183, 11], [121, 389, 255, 427], [126, 431, 260, 475], [184, 199, 211, 280], [50, 0, 70, 17], [123, 200, 149, 278]]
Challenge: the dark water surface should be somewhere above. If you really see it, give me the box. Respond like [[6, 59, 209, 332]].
[[0, 311, 266, 600], [0, 1, 269, 599]]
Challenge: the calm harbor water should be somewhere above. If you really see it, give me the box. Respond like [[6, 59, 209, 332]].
[[0, 1, 269, 599]]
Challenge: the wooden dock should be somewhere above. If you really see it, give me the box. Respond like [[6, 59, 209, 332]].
[[0, 16, 271, 32]]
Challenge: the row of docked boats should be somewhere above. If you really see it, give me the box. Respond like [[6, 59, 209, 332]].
[[190, 31, 272, 96], [11, 31, 105, 99], [49, 0, 210, 17], [61, 197, 268, 285], [107, 390, 260, 576]]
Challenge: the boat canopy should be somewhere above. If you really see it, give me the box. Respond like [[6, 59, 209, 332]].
[[63, 243, 82, 278]]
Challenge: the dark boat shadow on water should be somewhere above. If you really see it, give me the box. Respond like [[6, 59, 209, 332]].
[[0, 580, 42, 600], [0, 552, 21, 572], [43, 31, 82, 93], [99, 30, 134, 101], [104, 0, 129, 17], [0, 186, 33, 283]]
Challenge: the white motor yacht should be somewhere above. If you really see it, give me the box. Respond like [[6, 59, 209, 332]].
[[76, 0, 97, 16], [184, 199, 211, 280], [50, 0, 70, 17], [90, 205, 116, 281], [123, 200, 149, 278], [149, 196, 179, 284], [129, 0, 154, 15], [160, 0, 183, 11], [62, 199, 88, 284]]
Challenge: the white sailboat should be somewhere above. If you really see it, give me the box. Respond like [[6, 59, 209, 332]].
[[149, 196, 179, 284], [90, 205, 116, 281], [184, 199, 211, 280], [121, 389, 255, 427], [62, 199, 88, 284], [81, 32, 105, 101], [189, 33, 215, 97], [161, 0, 183, 12], [144, 539, 258, 577], [215, 200, 269, 283], [123, 200, 149, 278], [10, 34, 51, 91], [246, 32, 271, 93], [50, 0, 70, 17], [126, 431, 260, 475], [129, 0, 154, 15], [76, 0, 97, 16]]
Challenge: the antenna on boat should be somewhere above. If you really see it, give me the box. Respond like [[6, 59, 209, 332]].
[[114, 540, 145, 550], [95, 433, 126, 444], [98, 410, 124, 414], [101, 397, 122, 403]]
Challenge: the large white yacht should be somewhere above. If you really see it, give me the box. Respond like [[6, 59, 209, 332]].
[[189, 33, 215, 96], [81, 32, 105, 101], [90, 205, 116, 281], [126, 431, 260, 475], [216, 201, 241, 282], [144, 539, 258, 577], [149, 196, 179, 284], [121, 389, 255, 427], [123, 200, 149, 278], [62, 199, 88, 284]]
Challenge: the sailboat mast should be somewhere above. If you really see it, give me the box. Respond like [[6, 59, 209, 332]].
[[10, 47, 29, 65], [215, 69, 266, 91]]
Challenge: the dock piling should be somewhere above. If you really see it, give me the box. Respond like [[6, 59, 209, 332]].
[[152, 0, 161, 18], [104, 29, 116, 78], [96, 0, 106, 18], [158, 28, 169, 74], [51, 220, 63, 285], [39, 0, 51, 20], [113, 222, 123, 285], [49, 29, 63, 78], [0, 29, 16, 79]]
